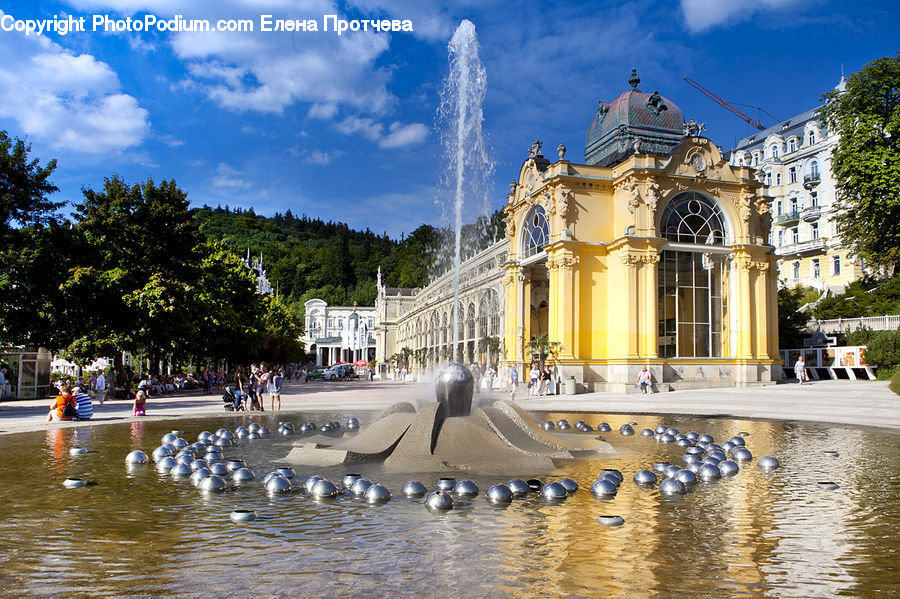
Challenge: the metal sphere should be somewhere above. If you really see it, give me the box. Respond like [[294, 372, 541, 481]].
[[63, 477, 87, 489], [198, 431, 212, 441], [597, 515, 625, 527], [686, 432, 699, 441], [258, 427, 270, 435], [248, 423, 260, 433], [210, 463, 228, 476], [697, 464, 721, 481], [402, 480, 427, 498], [205, 448, 222, 461], [262, 472, 280, 485], [663, 464, 681, 478], [818, 481, 840, 490], [425, 490, 453, 510], [172, 438, 188, 450], [758, 456, 780, 471], [718, 460, 739, 476], [70, 447, 88, 456], [275, 467, 295, 479], [125, 450, 148, 464], [698, 434, 714, 444], [556, 419, 570, 430], [721, 441, 735, 454], [590, 478, 619, 497], [248, 432, 262, 440], [732, 447, 753, 462], [304, 475, 324, 493], [655, 425, 667, 434], [599, 469, 623, 485], [701, 456, 722, 466], [347, 420, 360, 432], [161, 433, 178, 444], [191, 467, 211, 486], [619, 425, 634, 436], [433, 363, 476, 418], [312, 479, 338, 498], [527, 478, 543, 492], [226, 459, 246, 473], [676, 438, 693, 447], [152, 446, 174, 461], [156, 456, 177, 472], [190, 459, 208, 471], [660, 433, 675, 443], [236, 429, 250, 440], [506, 479, 529, 497], [436, 477, 456, 492], [342, 473, 362, 489], [640, 428, 655, 437], [653, 462, 671, 473], [220, 430, 235, 441], [541, 421, 554, 431], [215, 437, 233, 448], [673, 469, 698, 486], [280, 428, 294, 436], [665, 428, 679, 436], [541, 481, 568, 500], [686, 446, 704, 455], [659, 478, 686, 495], [730, 436, 745, 446], [682, 454, 702, 465], [453, 480, 479, 497], [707, 451, 727, 462], [229, 509, 257, 523], [597, 423, 612, 432], [365, 484, 391, 503], [200, 474, 226, 492], [633, 470, 658, 485], [232, 468, 255, 483], [686, 462, 702, 474], [351, 478, 372, 496], [486, 484, 513, 503], [170, 463, 193, 478], [266, 475, 292, 493], [557, 478, 579, 494]]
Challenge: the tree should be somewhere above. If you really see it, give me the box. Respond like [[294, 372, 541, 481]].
[[821, 54, 900, 272], [778, 286, 811, 349], [527, 334, 561, 368], [0, 130, 61, 235]]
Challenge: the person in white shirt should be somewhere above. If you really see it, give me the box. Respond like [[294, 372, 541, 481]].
[[95, 371, 107, 406]]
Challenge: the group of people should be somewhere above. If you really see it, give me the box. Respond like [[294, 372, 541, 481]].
[[527, 363, 555, 396], [46, 384, 94, 422], [230, 363, 284, 411]]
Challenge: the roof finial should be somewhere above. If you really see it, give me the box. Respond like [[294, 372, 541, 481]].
[[628, 68, 640, 90]]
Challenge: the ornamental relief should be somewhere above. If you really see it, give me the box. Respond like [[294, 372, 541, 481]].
[[555, 185, 573, 224]]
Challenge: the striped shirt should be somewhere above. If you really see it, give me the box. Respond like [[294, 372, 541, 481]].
[[74, 393, 93, 420]]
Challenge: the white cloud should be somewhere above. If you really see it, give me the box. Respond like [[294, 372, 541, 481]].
[[0, 18, 149, 154], [379, 121, 427, 148], [212, 162, 251, 188], [680, 0, 808, 32], [305, 149, 337, 164], [335, 115, 383, 141], [308, 102, 338, 120]]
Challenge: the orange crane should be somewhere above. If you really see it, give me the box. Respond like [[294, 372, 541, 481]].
[[683, 76, 766, 131]]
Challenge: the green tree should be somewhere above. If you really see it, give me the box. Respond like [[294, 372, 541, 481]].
[[821, 54, 900, 272], [0, 131, 61, 235], [527, 334, 561, 368], [778, 286, 810, 349]]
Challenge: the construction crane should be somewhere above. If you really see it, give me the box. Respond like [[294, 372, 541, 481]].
[[683, 76, 766, 131]]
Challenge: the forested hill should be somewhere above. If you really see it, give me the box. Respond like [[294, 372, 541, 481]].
[[194, 206, 506, 318], [194, 206, 504, 318]]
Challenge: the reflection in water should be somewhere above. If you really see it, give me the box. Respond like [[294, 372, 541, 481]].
[[2, 413, 898, 597]]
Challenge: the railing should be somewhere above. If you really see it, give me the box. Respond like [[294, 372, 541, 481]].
[[803, 173, 821, 188], [807, 315, 900, 334], [775, 238, 825, 256], [774, 210, 800, 225], [800, 206, 820, 222]]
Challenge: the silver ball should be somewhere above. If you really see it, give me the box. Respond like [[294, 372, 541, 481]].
[[557, 478, 579, 494], [682, 454, 702, 465], [170, 463, 193, 478], [659, 478, 686, 495], [237, 429, 250, 440], [248, 423, 260, 433], [660, 433, 675, 443], [63, 477, 87, 489], [686, 462, 702, 473], [597, 423, 612, 432], [351, 478, 372, 496], [721, 441, 735, 454], [486, 483, 513, 503], [232, 467, 255, 482], [198, 431, 213, 441], [599, 469, 623, 485], [453, 479, 479, 497], [172, 438, 188, 450], [190, 459, 208, 471], [686, 446, 704, 455], [312, 479, 338, 498], [201, 474, 226, 492], [653, 462, 671, 473], [729, 436, 745, 446], [676, 438, 692, 447], [248, 432, 261, 440], [718, 460, 739, 476], [156, 456, 177, 472], [597, 515, 625, 527], [541, 421, 554, 431], [220, 430, 235, 440], [226, 459, 246, 473], [619, 425, 634, 436], [365, 484, 391, 503], [229, 509, 257, 523], [702, 456, 722, 466], [436, 477, 456, 491], [685, 432, 699, 441], [125, 450, 148, 464], [663, 464, 681, 478], [758, 456, 780, 471], [590, 478, 618, 497], [281, 428, 294, 436], [304, 475, 324, 493], [665, 428, 679, 436], [707, 451, 727, 462], [673, 469, 697, 486], [425, 490, 453, 510], [402, 480, 427, 498], [557, 419, 570, 430], [276, 467, 295, 479], [633, 469, 658, 485], [152, 446, 174, 461], [698, 464, 721, 481], [732, 447, 753, 462], [191, 467, 211, 486], [215, 437, 233, 448], [640, 428, 655, 436], [506, 479, 529, 497], [541, 481, 568, 500], [266, 474, 292, 493], [655, 425, 667, 434], [161, 433, 178, 444], [698, 434, 714, 444], [210, 463, 228, 476], [342, 473, 362, 489]]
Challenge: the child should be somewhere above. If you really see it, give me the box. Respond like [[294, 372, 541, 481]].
[[132, 389, 147, 417]]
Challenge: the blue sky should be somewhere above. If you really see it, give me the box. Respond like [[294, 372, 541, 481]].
[[1, 0, 897, 238]]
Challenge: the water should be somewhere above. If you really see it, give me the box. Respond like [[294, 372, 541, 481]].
[[0, 412, 897, 597], [438, 20, 492, 355]]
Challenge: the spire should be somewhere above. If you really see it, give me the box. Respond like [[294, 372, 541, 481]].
[[628, 68, 640, 91]]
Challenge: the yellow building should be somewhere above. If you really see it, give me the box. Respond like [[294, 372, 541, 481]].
[[502, 72, 779, 391]]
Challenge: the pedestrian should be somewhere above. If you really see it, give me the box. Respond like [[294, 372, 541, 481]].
[[255, 363, 269, 411], [540, 366, 552, 396], [268, 367, 283, 411], [203, 365, 212, 395], [794, 355, 808, 385], [529, 363, 540, 396], [95, 369, 107, 406], [73, 386, 93, 420], [132, 389, 147, 416], [509, 364, 519, 400], [46, 385, 77, 422], [636, 366, 653, 394]]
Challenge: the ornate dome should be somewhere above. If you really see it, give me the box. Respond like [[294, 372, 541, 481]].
[[585, 69, 685, 167]]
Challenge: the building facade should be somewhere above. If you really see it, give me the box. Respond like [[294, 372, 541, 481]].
[[302, 299, 376, 366], [729, 79, 864, 292], [377, 72, 780, 391]]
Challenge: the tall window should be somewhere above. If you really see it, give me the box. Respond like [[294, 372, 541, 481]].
[[792, 227, 799, 244], [764, 171, 771, 186], [789, 167, 797, 183], [658, 192, 729, 358], [789, 197, 798, 213], [809, 191, 818, 207], [809, 159, 820, 178], [777, 230, 784, 246], [811, 222, 819, 239], [788, 138, 798, 153], [812, 258, 820, 279], [522, 205, 549, 259], [776, 173, 782, 185], [775, 200, 782, 215], [832, 255, 841, 276], [808, 130, 817, 145], [769, 144, 780, 158]]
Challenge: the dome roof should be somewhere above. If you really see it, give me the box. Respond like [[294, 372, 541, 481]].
[[585, 69, 685, 166]]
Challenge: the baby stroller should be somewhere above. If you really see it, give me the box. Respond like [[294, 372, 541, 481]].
[[222, 386, 245, 411]]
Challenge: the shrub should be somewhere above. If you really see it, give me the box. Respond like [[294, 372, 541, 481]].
[[890, 368, 900, 395], [860, 329, 900, 379]]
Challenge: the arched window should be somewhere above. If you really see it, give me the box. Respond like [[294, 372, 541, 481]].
[[769, 143, 780, 158], [658, 192, 730, 359], [522, 205, 549, 259], [466, 302, 476, 340], [441, 311, 448, 345], [807, 130, 816, 145], [659, 192, 727, 245], [478, 289, 501, 338], [808, 159, 819, 178], [787, 138, 798, 153]]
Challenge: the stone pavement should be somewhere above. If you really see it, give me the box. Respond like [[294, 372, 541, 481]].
[[0, 378, 896, 436]]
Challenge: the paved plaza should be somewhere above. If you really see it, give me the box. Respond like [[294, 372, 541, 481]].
[[1, 378, 896, 436]]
